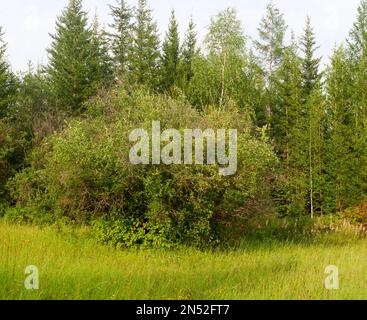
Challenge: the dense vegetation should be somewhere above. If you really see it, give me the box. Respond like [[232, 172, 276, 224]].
[[1, 0, 367, 248], [1, 220, 366, 300]]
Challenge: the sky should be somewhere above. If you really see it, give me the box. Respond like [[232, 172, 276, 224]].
[[0, 0, 362, 72]]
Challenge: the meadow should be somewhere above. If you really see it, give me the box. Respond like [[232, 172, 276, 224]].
[[1, 221, 367, 300]]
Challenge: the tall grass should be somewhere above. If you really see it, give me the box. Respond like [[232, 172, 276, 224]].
[[1, 220, 367, 300]]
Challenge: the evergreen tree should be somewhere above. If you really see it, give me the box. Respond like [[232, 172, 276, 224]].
[[0, 26, 17, 119], [244, 51, 267, 126], [160, 10, 180, 92], [325, 47, 361, 212], [91, 14, 114, 87], [306, 84, 325, 217], [348, 0, 367, 60], [300, 16, 321, 98], [339, 0, 367, 210], [47, 0, 99, 113], [14, 65, 55, 139], [300, 17, 324, 217], [128, 0, 161, 89], [272, 33, 325, 217], [108, 0, 133, 74], [179, 17, 198, 88], [273, 38, 302, 154], [272, 37, 309, 216]]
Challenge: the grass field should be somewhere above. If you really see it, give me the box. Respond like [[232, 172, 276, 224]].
[[1, 221, 367, 300]]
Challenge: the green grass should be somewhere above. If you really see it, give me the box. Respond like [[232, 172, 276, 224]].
[[1, 221, 367, 300]]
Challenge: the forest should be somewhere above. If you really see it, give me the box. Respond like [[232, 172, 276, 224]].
[[1, 0, 367, 250]]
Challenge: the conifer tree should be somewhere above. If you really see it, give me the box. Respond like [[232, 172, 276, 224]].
[[108, 0, 132, 74], [300, 17, 321, 99], [91, 14, 114, 87], [341, 0, 367, 210], [300, 17, 324, 217], [348, 0, 367, 60], [272, 37, 308, 216], [325, 47, 359, 212], [0, 27, 17, 119], [244, 51, 267, 126], [128, 0, 160, 89], [180, 17, 198, 88], [47, 0, 99, 113], [306, 84, 325, 217], [160, 10, 180, 92]]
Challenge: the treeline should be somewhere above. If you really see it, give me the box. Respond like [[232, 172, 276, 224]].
[[1, 0, 367, 246]]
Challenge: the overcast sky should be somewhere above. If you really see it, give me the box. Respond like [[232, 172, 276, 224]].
[[0, 0, 362, 72]]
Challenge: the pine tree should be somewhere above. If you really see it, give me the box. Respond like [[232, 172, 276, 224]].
[[47, 0, 99, 113], [108, 0, 132, 74], [160, 10, 180, 92], [0, 26, 17, 119], [128, 0, 160, 89]]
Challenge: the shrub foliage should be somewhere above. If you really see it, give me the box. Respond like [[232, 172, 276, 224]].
[[9, 87, 276, 246]]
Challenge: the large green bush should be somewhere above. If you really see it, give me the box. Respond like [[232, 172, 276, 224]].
[[9, 86, 277, 246]]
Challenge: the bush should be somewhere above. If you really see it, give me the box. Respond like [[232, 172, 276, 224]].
[[2, 206, 31, 223], [343, 201, 367, 228], [9, 86, 277, 247], [92, 219, 174, 249], [0, 119, 29, 204]]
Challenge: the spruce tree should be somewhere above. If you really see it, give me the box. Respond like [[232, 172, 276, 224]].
[[273, 38, 302, 154], [348, 0, 367, 60], [48, 0, 99, 113], [300, 17, 321, 99], [160, 10, 180, 92], [300, 17, 324, 217], [91, 14, 114, 87], [180, 17, 198, 88], [342, 0, 367, 210], [0, 27, 17, 119], [272, 37, 308, 216], [325, 47, 358, 212], [128, 0, 160, 89], [306, 84, 325, 217], [108, 0, 132, 74]]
